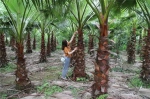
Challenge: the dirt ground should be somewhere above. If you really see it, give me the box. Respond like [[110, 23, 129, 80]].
[[0, 47, 150, 99]]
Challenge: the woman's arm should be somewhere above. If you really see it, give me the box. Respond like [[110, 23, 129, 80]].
[[68, 47, 77, 55], [69, 31, 78, 44]]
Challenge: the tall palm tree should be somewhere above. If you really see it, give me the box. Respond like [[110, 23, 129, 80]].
[[1, 0, 37, 90], [136, 0, 150, 82], [85, 0, 114, 96], [86, 0, 137, 96], [125, 13, 138, 64], [67, 0, 94, 80]]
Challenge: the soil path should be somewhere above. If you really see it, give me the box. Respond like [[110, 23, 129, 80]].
[[0, 47, 149, 99]]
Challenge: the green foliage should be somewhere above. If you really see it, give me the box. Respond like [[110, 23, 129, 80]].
[[0, 63, 16, 73], [76, 77, 89, 82], [67, 86, 84, 98], [37, 82, 63, 97], [0, 93, 7, 99], [110, 67, 123, 72], [96, 94, 108, 99], [128, 76, 150, 88]]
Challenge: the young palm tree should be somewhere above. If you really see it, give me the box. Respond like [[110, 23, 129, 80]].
[[67, 0, 94, 80], [1, 0, 37, 90]]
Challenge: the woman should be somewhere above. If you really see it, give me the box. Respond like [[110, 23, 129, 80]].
[[61, 31, 78, 80]]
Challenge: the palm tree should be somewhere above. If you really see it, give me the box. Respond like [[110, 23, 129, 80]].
[[117, 0, 150, 83], [46, 28, 51, 56], [67, 0, 94, 80], [0, 32, 7, 67], [136, 0, 150, 82], [125, 13, 138, 64], [85, 0, 114, 96], [86, 0, 137, 96], [30, 0, 69, 62], [0, 12, 9, 67], [1, 0, 37, 90], [51, 31, 54, 52]]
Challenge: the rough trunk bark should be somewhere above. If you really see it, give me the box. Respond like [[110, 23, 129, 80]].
[[51, 31, 54, 51], [70, 35, 77, 67], [26, 31, 32, 53], [137, 32, 142, 54], [72, 29, 86, 80], [10, 36, 16, 51], [0, 33, 7, 67], [15, 42, 32, 91], [5, 36, 8, 45], [46, 34, 51, 56], [54, 37, 57, 51], [141, 29, 150, 82], [88, 34, 94, 54], [32, 35, 36, 50], [127, 28, 136, 64], [39, 32, 47, 62], [92, 23, 110, 97]]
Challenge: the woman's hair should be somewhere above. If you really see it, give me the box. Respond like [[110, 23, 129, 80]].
[[62, 40, 67, 50]]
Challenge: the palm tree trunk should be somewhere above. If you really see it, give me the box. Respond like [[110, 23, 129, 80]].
[[51, 31, 54, 51], [26, 31, 32, 53], [92, 23, 109, 96], [10, 36, 16, 51], [141, 29, 150, 82], [5, 36, 8, 45], [70, 35, 77, 66], [54, 37, 57, 51], [0, 33, 7, 67], [32, 35, 36, 50], [72, 29, 86, 80], [96, 23, 109, 73], [88, 34, 94, 54], [46, 34, 51, 56], [137, 32, 142, 54], [15, 42, 32, 91], [39, 32, 47, 62], [127, 28, 136, 64]]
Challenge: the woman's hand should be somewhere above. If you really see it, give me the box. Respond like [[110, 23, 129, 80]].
[[74, 47, 78, 51], [74, 31, 78, 35]]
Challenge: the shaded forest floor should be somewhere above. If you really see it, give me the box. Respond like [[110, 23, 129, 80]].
[[0, 46, 150, 99]]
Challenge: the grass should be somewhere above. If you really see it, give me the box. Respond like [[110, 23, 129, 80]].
[[128, 76, 150, 88], [76, 77, 89, 82], [36, 81, 63, 97], [96, 94, 108, 99], [66, 86, 84, 98], [0, 92, 7, 99], [0, 63, 16, 73]]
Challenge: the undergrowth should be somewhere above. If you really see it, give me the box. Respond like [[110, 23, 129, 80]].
[[0, 92, 7, 99], [36, 82, 63, 97], [0, 63, 16, 73], [96, 94, 108, 99], [128, 76, 150, 88]]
